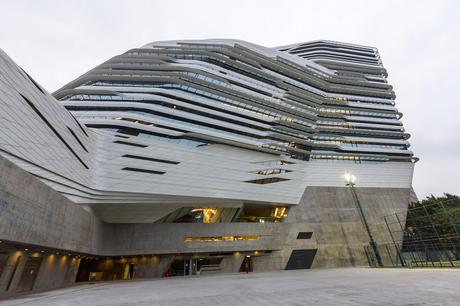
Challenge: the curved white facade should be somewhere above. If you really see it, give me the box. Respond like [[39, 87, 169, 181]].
[[0, 39, 416, 223], [56, 39, 414, 162]]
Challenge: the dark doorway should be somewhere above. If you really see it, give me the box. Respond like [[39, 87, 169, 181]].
[[128, 263, 135, 280], [76, 259, 137, 282], [165, 257, 223, 277], [285, 249, 317, 270], [113, 263, 124, 280], [196, 257, 222, 273], [76, 259, 95, 282], [239, 256, 253, 273], [165, 258, 193, 276], [16, 257, 42, 292]]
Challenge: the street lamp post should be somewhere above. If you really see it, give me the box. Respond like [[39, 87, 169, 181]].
[[344, 173, 384, 267]]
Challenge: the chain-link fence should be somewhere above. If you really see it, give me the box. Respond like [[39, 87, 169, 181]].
[[366, 197, 460, 268]]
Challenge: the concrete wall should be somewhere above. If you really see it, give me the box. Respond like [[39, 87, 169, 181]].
[[289, 186, 411, 268], [0, 154, 412, 297], [0, 156, 103, 254], [0, 245, 80, 297]]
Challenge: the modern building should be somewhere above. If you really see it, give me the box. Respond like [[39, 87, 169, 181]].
[[0, 39, 416, 296]]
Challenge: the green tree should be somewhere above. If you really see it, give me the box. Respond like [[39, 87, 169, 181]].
[[404, 194, 460, 256]]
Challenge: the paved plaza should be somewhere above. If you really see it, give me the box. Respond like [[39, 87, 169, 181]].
[[1, 268, 459, 306]]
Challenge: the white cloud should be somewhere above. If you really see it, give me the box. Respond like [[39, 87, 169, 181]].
[[0, 0, 458, 199]]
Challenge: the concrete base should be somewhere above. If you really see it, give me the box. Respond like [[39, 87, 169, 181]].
[[0, 155, 413, 297], [292, 186, 411, 268]]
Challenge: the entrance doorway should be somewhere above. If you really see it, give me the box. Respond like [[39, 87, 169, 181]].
[[165, 258, 197, 276], [164, 257, 223, 277], [239, 256, 253, 273]]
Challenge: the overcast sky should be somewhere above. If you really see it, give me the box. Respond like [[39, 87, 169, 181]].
[[1, 0, 459, 199]]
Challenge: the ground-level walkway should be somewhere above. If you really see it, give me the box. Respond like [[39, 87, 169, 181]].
[[1, 268, 459, 305]]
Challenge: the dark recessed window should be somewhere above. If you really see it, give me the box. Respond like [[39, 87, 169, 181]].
[[121, 167, 165, 175], [67, 127, 88, 153], [122, 154, 179, 165], [20, 94, 89, 169], [244, 177, 290, 184], [253, 169, 292, 175], [114, 140, 147, 148], [69, 113, 89, 137], [115, 134, 130, 139], [297, 232, 313, 239]]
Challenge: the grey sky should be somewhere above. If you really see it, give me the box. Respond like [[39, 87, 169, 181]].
[[1, 0, 459, 200]]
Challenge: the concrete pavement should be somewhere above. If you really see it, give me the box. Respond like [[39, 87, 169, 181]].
[[1, 268, 459, 305]]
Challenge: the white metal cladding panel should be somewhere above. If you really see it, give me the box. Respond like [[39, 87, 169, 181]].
[[55, 38, 416, 166], [64, 99, 272, 129], [0, 49, 309, 205], [86, 139, 310, 204], [0, 49, 415, 218], [0, 52, 94, 182]]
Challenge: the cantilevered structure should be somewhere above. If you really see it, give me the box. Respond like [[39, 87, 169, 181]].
[[0, 39, 416, 296]]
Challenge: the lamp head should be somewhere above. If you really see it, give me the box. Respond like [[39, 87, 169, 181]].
[[344, 172, 356, 186]]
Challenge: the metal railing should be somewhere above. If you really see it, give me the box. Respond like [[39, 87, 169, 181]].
[[366, 197, 460, 268]]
